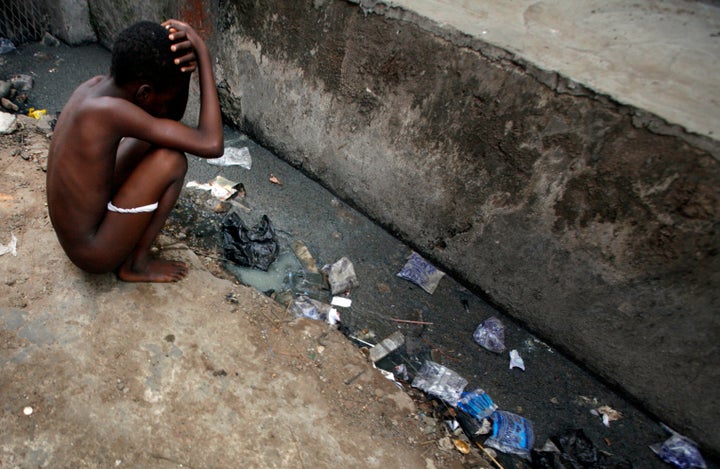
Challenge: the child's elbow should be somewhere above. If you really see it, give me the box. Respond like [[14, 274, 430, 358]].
[[201, 141, 224, 159], [207, 143, 224, 159]]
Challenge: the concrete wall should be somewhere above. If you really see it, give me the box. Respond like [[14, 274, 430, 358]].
[[87, 0, 720, 453], [47, 0, 96, 45]]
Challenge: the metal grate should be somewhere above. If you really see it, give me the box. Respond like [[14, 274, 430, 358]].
[[0, 0, 50, 45]]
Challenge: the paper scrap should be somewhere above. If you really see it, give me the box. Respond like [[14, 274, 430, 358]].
[[0, 233, 17, 256]]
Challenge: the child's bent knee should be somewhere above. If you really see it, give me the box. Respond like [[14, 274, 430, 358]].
[[147, 148, 187, 177]]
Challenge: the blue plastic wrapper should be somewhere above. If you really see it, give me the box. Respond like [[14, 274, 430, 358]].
[[457, 389, 498, 421], [411, 360, 468, 406], [457, 388, 497, 420], [396, 252, 445, 294], [485, 410, 535, 460], [651, 432, 706, 469], [473, 316, 506, 353]]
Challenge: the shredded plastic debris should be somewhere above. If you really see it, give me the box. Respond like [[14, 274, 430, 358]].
[[396, 251, 445, 294], [473, 316, 506, 353]]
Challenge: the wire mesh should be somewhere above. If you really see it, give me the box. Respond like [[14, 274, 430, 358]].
[[0, 0, 51, 45]]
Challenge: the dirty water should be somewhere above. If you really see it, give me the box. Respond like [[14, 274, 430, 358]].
[[1, 40, 713, 468]]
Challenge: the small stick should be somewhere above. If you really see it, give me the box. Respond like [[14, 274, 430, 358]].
[[344, 370, 365, 385], [348, 335, 375, 348], [475, 442, 505, 469], [390, 318, 434, 325]]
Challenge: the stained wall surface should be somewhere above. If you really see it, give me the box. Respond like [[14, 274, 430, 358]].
[[83, 0, 720, 453]]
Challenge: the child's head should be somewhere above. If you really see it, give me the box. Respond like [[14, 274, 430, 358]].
[[111, 21, 190, 116]]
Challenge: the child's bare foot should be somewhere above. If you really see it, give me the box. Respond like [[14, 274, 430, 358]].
[[117, 258, 189, 282]]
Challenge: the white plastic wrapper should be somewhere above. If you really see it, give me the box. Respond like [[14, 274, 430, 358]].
[[509, 349, 525, 371], [207, 146, 252, 169], [411, 360, 468, 406]]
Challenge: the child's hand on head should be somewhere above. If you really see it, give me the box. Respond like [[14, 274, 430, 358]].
[[163, 19, 198, 73]]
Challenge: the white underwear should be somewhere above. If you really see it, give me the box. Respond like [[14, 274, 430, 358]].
[[107, 201, 159, 214]]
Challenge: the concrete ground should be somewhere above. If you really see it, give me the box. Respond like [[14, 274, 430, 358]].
[[0, 117, 458, 468], [1, 28, 718, 469]]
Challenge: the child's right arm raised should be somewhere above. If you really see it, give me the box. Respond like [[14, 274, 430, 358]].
[[162, 19, 223, 159]]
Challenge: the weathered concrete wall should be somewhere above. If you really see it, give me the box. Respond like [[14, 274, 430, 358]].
[[46, 0, 96, 45], [85, 0, 218, 49], [88, 0, 720, 452]]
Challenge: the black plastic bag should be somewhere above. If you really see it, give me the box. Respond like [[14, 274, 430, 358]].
[[221, 213, 279, 271], [531, 429, 632, 469]]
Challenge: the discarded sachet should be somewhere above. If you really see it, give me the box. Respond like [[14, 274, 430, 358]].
[[396, 251, 445, 294], [473, 316, 506, 353], [321, 257, 358, 295], [485, 410, 535, 460], [222, 213, 279, 271], [186, 175, 240, 200], [457, 388, 497, 420], [509, 349, 525, 371], [288, 295, 340, 325], [207, 146, 252, 169], [651, 426, 706, 469], [411, 360, 467, 406]]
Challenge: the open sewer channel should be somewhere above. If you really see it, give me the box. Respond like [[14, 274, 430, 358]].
[[2, 40, 711, 468]]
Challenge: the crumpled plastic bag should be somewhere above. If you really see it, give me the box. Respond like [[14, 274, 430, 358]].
[[321, 257, 358, 295], [396, 251, 445, 294], [651, 427, 706, 469], [411, 360, 468, 407], [288, 295, 340, 325], [222, 213, 279, 271], [207, 146, 252, 169], [532, 428, 632, 468], [473, 316, 506, 353], [485, 410, 535, 460]]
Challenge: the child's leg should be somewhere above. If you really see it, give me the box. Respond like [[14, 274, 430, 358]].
[[116, 149, 188, 282], [84, 146, 188, 282]]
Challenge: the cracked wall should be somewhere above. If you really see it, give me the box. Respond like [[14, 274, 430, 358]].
[[88, 0, 720, 453]]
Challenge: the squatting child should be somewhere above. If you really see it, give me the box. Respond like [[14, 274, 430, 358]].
[[46, 19, 223, 282]]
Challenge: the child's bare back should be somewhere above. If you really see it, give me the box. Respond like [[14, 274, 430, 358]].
[[46, 20, 223, 282]]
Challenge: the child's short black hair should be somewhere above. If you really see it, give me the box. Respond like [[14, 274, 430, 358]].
[[111, 21, 186, 91]]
